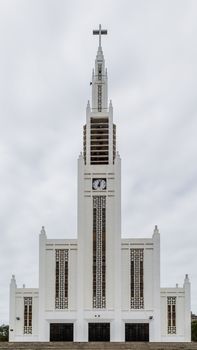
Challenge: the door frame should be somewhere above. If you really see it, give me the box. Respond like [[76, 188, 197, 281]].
[[125, 322, 149, 342], [88, 322, 110, 342]]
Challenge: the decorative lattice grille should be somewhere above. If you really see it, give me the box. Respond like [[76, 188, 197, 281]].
[[97, 64, 102, 111], [98, 63, 102, 80], [93, 196, 106, 308], [24, 297, 32, 334], [55, 249, 68, 309], [98, 85, 102, 112], [113, 124, 116, 163], [83, 124, 86, 164], [130, 249, 144, 309], [167, 296, 176, 334]]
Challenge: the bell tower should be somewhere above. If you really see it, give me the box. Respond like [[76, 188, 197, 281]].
[[84, 25, 116, 167], [76, 25, 122, 341]]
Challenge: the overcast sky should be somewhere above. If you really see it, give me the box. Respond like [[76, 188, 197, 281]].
[[0, 0, 197, 324]]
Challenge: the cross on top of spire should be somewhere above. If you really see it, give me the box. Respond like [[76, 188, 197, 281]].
[[93, 24, 107, 47]]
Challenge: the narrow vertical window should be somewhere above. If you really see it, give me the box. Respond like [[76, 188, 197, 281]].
[[98, 85, 102, 112], [83, 124, 86, 164], [98, 63, 102, 80], [130, 249, 144, 309], [55, 249, 68, 309], [24, 297, 32, 334], [97, 64, 102, 111], [93, 196, 106, 308], [113, 124, 116, 163], [167, 296, 176, 334]]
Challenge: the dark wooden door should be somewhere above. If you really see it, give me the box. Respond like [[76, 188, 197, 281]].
[[125, 323, 149, 341], [88, 323, 110, 341], [50, 323, 73, 341]]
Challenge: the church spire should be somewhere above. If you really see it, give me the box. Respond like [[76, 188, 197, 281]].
[[83, 26, 116, 166], [91, 25, 108, 113]]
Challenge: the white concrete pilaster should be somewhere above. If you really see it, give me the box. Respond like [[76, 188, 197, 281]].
[[111, 153, 122, 341], [9, 275, 17, 341], [76, 154, 85, 341], [38, 226, 47, 341], [184, 274, 191, 341], [152, 225, 161, 341]]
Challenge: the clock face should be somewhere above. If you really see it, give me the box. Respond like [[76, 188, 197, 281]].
[[92, 178, 107, 190]]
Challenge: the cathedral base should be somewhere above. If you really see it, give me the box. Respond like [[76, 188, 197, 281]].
[[3, 343, 197, 350]]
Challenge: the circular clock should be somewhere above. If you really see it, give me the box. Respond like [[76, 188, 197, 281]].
[[92, 178, 106, 190]]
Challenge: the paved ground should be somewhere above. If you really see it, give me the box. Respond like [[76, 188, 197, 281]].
[[0, 343, 197, 350]]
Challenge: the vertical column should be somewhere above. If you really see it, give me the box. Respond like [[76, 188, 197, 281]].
[[103, 68, 108, 110], [93, 196, 106, 308], [152, 225, 161, 341], [184, 274, 191, 341], [86, 102, 90, 166], [111, 153, 122, 341], [9, 275, 17, 341], [108, 101, 113, 165], [38, 227, 48, 341], [76, 154, 86, 341]]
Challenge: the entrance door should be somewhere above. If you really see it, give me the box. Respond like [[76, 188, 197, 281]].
[[125, 323, 149, 341], [50, 323, 73, 341], [88, 323, 110, 341]]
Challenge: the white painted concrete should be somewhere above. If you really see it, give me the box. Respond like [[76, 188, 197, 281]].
[[9, 34, 191, 342]]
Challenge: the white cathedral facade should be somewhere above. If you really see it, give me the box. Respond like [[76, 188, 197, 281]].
[[9, 26, 191, 343]]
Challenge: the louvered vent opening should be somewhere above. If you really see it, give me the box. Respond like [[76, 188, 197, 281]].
[[90, 118, 109, 165]]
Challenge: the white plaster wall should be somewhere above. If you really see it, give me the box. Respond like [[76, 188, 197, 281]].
[[10, 289, 39, 341], [45, 248, 55, 310], [121, 239, 154, 312], [83, 194, 93, 310], [160, 288, 189, 342], [80, 162, 121, 312], [106, 194, 115, 310], [144, 246, 153, 310], [120, 237, 161, 342], [152, 229, 161, 341], [76, 150, 121, 341], [121, 248, 130, 310], [69, 248, 77, 310], [10, 236, 191, 343], [9, 276, 16, 341], [44, 239, 77, 312], [76, 155, 85, 341]]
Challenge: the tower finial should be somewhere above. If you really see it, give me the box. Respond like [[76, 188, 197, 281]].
[[93, 24, 107, 47], [153, 225, 159, 235], [41, 226, 46, 235]]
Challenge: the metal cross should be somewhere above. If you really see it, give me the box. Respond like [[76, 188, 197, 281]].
[[93, 24, 107, 47]]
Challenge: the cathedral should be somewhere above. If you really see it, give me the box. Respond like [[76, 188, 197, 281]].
[[9, 26, 191, 342]]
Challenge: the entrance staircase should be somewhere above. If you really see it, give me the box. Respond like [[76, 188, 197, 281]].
[[0, 343, 197, 350]]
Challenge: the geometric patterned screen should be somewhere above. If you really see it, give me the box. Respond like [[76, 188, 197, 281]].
[[167, 296, 176, 334], [55, 249, 69, 309], [97, 63, 102, 112], [130, 249, 144, 309], [24, 297, 32, 334], [93, 196, 106, 309]]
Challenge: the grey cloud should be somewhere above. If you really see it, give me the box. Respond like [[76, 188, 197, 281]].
[[0, 0, 197, 323]]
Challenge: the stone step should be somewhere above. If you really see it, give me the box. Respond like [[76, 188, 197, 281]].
[[0, 343, 197, 350]]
